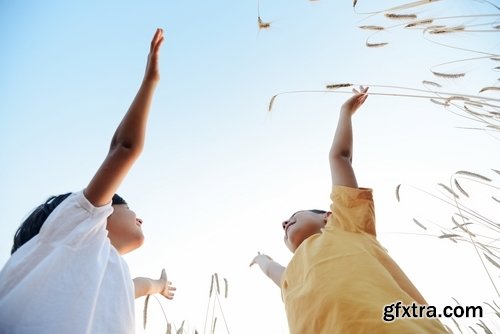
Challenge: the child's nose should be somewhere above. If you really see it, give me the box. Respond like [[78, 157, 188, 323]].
[[282, 220, 288, 229]]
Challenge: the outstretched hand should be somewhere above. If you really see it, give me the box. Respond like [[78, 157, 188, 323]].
[[249, 252, 273, 267], [158, 269, 176, 300], [144, 28, 165, 83], [341, 86, 369, 115]]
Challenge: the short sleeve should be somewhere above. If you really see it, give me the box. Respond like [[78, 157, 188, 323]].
[[37, 190, 114, 247], [326, 185, 376, 236]]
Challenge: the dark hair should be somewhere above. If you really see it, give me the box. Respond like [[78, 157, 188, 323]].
[[308, 209, 327, 215], [11, 193, 127, 254], [288, 209, 327, 220]]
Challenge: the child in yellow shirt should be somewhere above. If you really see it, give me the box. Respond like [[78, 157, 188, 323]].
[[250, 87, 448, 333]]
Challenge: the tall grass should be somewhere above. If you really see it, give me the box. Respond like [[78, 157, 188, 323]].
[[142, 273, 230, 334]]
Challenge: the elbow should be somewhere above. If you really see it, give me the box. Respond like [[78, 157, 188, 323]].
[[111, 139, 144, 158], [329, 148, 352, 163]]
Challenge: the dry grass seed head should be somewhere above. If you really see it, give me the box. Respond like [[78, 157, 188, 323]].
[[143, 295, 150, 329], [451, 216, 475, 237], [176, 320, 185, 334], [214, 273, 220, 295], [431, 70, 466, 79], [484, 253, 500, 269], [429, 25, 465, 34], [445, 96, 469, 104], [258, 17, 271, 29], [479, 86, 500, 93], [423, 80, 442, 87], [385, 13, 417, 20], [405, 19, 434, 28], [430, 98, 449, 106], [359, 25, 385, 30], [413, 218, 427, 230], [326, 83, 353, 90], [438, 183, 459, 198], [438, 233, 460, 242], [455, 170, 492, 182], [211, 317, 218, 334], [366, 41, 389, 47], [454, 179, 469, 197], [464, 101, 484, 108], [463, 105, 491, 117], [268, 95, 277, 112]]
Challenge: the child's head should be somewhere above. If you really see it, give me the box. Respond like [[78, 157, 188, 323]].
[[282, 209, 331, 252], [105, 195, 145, 254], [11, 193, 144, 255]]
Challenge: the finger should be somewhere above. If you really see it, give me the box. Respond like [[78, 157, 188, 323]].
[[360, 85, 364, 92], [352, 88, 359, 94], [150, 28, 161, 52], [161, 268, 166, 280], [155, 36, 165, 54]]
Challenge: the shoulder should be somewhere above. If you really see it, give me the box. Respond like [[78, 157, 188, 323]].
[[328, 185, 376, 236], [331, 185, 373, 203]]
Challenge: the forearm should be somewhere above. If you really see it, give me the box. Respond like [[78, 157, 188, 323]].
[[329, 109, 358, 188], [133, 276, 164, 298], [257, 260, 285, 287], [329, 109, 353, 161], [110, 79, 159, 154]]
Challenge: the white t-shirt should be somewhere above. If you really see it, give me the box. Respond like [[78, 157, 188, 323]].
[[0, 191, 135, 334]]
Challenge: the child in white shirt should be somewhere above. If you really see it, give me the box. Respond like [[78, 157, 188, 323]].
[[0, 28, 174, 334]]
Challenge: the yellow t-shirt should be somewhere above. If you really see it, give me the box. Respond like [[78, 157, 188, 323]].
[[281, 185, 448, 334]]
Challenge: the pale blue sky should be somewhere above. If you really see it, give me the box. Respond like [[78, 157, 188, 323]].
[[1, 1, 499, 333]]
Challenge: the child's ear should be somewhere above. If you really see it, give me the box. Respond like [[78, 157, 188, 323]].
[[323, 211, 332, 223]]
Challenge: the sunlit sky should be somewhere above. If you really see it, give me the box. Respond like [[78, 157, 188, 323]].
[[1, 1, 499, 333]]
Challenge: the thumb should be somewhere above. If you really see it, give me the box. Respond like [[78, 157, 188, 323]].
[[160, 268, 167, 281]]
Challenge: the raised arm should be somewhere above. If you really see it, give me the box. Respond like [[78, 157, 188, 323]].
[[329, 86, 368, 189], [84, 28, 165, 206], [250, 252, 285, 288]]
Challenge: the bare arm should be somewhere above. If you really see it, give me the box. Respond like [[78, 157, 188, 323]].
[[329, 86, 368, 189], [250, 252, 285, 288], [84, 28, 165, 206], [133, 269, 176, 299]]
